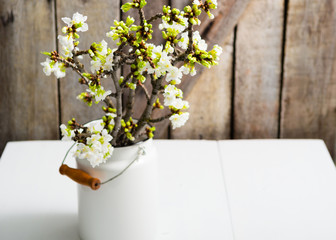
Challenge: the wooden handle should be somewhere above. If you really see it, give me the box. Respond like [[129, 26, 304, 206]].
[[59, 164, 101, 190]]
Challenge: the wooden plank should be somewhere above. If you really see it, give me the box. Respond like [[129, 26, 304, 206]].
[[280, 0, 336, 159], [0, 0, 58, 154], [234, 0, 284, 138], [171, 33, 233, 139], [57, 0, 119, 124]]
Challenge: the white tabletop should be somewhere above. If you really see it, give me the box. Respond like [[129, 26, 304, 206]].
[[0, 139, 336, 240]]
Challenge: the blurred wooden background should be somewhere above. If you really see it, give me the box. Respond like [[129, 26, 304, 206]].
[[1, 0, 335, 160]]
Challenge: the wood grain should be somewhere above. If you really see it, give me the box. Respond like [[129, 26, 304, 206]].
[[57, 0, 119, 125], [0, 0, 58, 154], [234, 0, 284, 138], [280, 0, 336, 159], [172, 33, 234, 139]]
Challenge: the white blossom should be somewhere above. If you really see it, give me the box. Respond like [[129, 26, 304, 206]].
[[90, 59, 102, 73], [106, 29, 116, 39], [193, 0, 202, 5], [103, 49, 116, 71], [140, 44, 173, 78], [164, 84, 182, 97], [74, 127, 114, 168], [41, 59, 66, 78], [87, 85, 112, 103], [95, 89, 111, 102], [62, 12, 88, 32], [40, 58, 53, 76], [213, 44, 223, 60], [180, 65, 190, 75], [60, 124, 75, 141], [170, 98, 189, 110], [99, 40, 108, 56], [178, 31, 207, 51], [166, 66, 183, 84], [169, 112, 189, 129], [207, 0, 218, 8], [163, 84, 183, 106], [157, 51, 172, 73], [178, 32, 189, 50], [190, 67, 197, 76], [58, 35, 74, 57], [106, 113, 117, 125], [193, 31, 207, 51], [87, 120, 105, 133], [53, 62, 66, 78], [159, 17, 188, 32], [165, 45, 174, 54]]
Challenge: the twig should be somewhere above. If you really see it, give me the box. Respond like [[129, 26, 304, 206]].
[[124, 77, 138, 121], [138, 8, 146, 26], [103, 96, 115, 109], [133, 75, 164, 139], [74, 50, 89, 56], [147, 13, 163, 24], [138, 80, 150, 101], [149, 113, 172, 123], [56, 57, 90, 84], [111, 70, 122, 146]]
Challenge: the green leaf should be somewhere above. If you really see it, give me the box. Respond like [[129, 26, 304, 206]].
[[41, 51, 51, 56]]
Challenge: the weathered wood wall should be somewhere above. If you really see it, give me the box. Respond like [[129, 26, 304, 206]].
[[1, 0, 335, 160]]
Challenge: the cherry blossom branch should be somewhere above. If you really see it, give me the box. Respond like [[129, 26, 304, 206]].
[[74, 50, 89, 56], [111, 70, 122, 145], [133, 75, 164, 139], [138, 80, 150, 101], [149, 113, 172, 123], [56, 57, 90, 84], [124, 77, 138, 121], [138, 8, 146, 25], [147, 13, 163, 23]]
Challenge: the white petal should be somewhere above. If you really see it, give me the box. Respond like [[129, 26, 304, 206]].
[[61, 17, 72, 26]]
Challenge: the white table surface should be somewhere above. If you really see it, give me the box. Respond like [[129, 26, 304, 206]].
[[0, 139, 336, 240]]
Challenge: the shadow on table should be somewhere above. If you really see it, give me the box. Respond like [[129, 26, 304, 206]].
[[0, 213, 80, 240]]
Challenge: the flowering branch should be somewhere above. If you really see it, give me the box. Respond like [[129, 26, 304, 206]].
[[40, 0, 222, 167]]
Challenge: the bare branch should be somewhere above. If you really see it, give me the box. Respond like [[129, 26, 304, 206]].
[[138, 80, 150, 101], [56, 57, 90, 84], [74, 50, 89, 56], [138, 8, 146, 26], [124, 88, 135, 121], [147, 13, 163, 24], [110, 70, 123, 146], [133, 75, 164, 139], [149, 113, 172, 123]]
